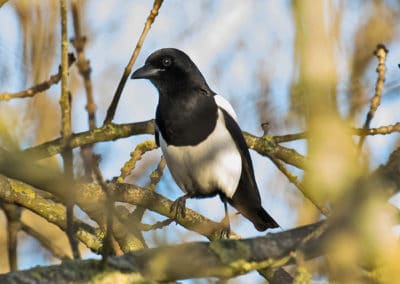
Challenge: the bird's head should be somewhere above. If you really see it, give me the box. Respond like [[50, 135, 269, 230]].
[[131, 48, 208, 95]]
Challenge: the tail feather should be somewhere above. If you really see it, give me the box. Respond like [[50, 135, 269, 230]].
[[228, 195, 279, 231], [251, 207, 279, 231]]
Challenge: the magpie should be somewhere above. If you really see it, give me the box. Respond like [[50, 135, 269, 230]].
[[131, 48, 278, 235]]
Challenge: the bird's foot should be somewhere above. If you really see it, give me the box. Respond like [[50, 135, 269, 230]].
[[170, 195, 189, 220], [219, 214, 231, 239]]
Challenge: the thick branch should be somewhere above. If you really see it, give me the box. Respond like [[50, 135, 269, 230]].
[[0, 222, 323, 283], [22, 119, 400, 172], [82, 182, 239, 241], [22, 120, 307, 169], [22, 120, 155, 160], [0, 175, 103, 252], [0, 151, 235, 241]]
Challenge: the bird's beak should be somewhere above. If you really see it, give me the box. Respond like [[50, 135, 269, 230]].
[[131, 64, 162, 79]]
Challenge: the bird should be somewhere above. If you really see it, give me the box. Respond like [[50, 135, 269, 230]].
[[131, 48, 278, 236]]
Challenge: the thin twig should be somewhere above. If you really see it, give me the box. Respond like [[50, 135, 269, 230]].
[[71, 0, 97, 181], [354, 122, 400, 136], [146, 155, 166, 191], [269, 156, 330, 216], [103, 0, 164, 124], [358, 44, 388, 150], [137, 218, 174, 231], [59, 0, 80, 260], [0, 56, 75, 101], [273, 132, 308, 143], [116, 140, 158, 183], [269, 120, 400, 144]]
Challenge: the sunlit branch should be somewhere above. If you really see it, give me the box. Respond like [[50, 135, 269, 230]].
[[146, 155, 166, 191], [116, 140, 158, 183], [274, 132, 308, 143], [354, 122, 400, 136], [0, 175, 103, 252], [22, 120, 155, 159], [244, 132, 307, 169], [59, 0, 80, 260], [358, 44, 388, 149]]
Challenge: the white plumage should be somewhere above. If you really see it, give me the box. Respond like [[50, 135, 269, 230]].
[[214, 95, 238, 122], [160, 99, 242, 199]]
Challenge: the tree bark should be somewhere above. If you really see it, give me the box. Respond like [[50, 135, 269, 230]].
[[0, 222, 323, 283]]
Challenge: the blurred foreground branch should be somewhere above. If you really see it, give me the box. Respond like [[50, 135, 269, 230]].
[[59, 0, 80, 259], [0, 221, 323, 283]]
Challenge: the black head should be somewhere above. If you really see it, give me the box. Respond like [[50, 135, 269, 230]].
[[131, 48, 209, 95]]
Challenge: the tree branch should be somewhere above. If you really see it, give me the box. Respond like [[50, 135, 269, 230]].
[[22, 120, 307, 170], [103, 0, 164, 124], [0, 56, 75, 101], [0, 175, 103, 253], [59, 0, 80, 259], [22, 120, 155, 160], [358, 44, 388, 149], [0, 222, 324, 283]]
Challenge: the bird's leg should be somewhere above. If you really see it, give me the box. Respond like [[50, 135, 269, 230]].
[[170, 193, 191, 220], [220, 198, 231, 239]]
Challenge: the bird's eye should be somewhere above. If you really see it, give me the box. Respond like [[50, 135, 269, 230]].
[[162, 57, 172, 67]]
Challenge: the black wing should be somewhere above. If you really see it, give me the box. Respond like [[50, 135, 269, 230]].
[[155, 126, 160, 147], [220, 108, 278, 231]]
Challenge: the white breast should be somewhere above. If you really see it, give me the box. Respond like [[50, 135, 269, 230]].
[[214, 95, 238, 122], [160, 109, 242, 198]]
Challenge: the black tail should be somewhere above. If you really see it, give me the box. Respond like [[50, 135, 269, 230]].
[[221, 108, 279, 231], [228, 193, 279, 231], [251, 207, 279, 231]]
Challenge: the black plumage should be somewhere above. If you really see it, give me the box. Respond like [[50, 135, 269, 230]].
[[131, 48, 278, 234]]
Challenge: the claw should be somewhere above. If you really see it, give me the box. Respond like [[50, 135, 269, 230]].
[[219, 197, 231, 239], [220, 214, 231, 239], [170, 195, 189, 220]]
